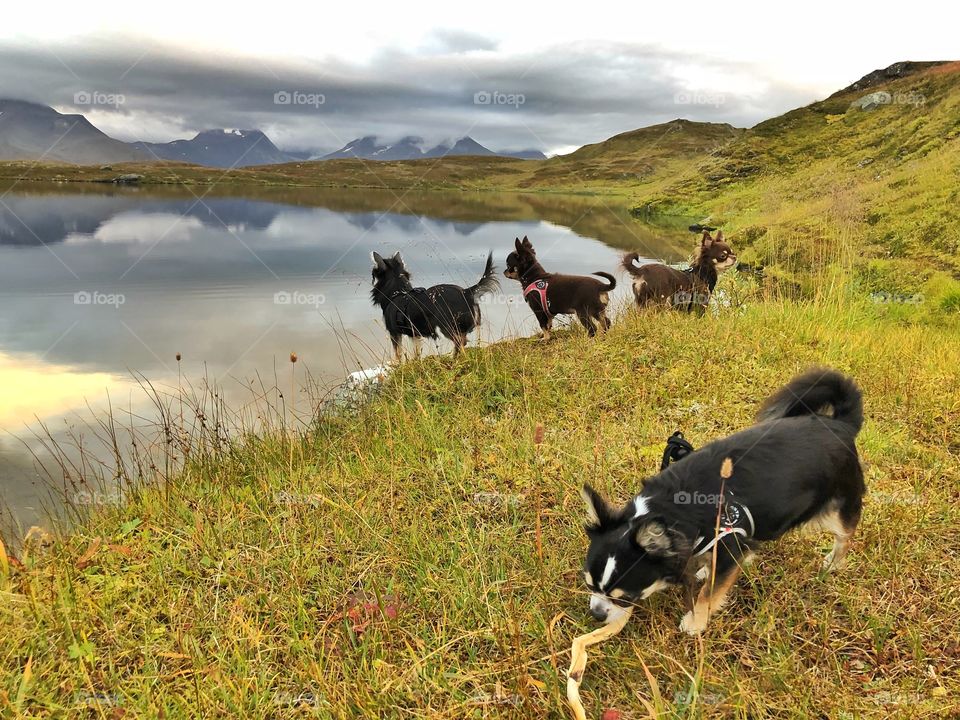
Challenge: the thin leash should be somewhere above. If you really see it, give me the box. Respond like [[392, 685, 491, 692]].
[[660, 430, 694, 471]]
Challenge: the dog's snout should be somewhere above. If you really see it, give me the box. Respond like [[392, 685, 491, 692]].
[[589, 604, 609, 622], [589, 593, 613, 622]]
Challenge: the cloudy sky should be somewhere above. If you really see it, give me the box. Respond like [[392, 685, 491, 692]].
[[2, 1, 957, 156]]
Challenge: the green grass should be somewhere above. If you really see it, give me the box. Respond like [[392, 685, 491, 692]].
[[2, 284, 959, 717], [642, 63, 960, 277]]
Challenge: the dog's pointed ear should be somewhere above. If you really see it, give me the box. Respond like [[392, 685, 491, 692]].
[[633, 518, 674, 556], [371, 251, 387, 270], [701, 231, 714, 248], [392, 251, 402, 262], [515, 237, 523, 252], [581, 484, 616, 532], [522, 235, 533, 248], [714, 229, 724, 242]]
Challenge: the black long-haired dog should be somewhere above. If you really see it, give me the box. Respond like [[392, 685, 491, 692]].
[[371, 250, 499, 359], [581, 368, 865, 635]]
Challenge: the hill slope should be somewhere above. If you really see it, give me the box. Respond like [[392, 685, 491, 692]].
[[638, 61, 960, 279], [516, 119, 742, 188], [0, 99, 148, 164]]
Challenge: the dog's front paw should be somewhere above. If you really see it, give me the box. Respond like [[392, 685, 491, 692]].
[[680, 610, 707, 635], [822, 550, 847, 572]]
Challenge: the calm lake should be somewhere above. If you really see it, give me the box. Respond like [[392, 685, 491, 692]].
[[0, 183, 692, 533]]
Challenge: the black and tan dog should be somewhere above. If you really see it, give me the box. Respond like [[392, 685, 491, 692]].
[[504, 236, 616, 339], [622, 230, 736, 312], [371, 250, 498, 359], [581, 368, 865, 635]]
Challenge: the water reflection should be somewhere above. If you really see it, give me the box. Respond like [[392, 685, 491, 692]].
[[0, 183, 696, 532]]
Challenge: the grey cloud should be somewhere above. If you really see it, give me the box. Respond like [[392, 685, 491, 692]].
[[0, 37, 821, 154], [420, 29, 499, 54]]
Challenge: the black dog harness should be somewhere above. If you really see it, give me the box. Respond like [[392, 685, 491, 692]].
[[692, 493, 756, 557], [659, 432, 755, 556], [523, 279, 551, 317]]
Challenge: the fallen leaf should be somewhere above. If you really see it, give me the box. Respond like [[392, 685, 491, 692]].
[[526, 677, 547, 691], [0, 537, 8, 582], [76, 538, 103, 570]]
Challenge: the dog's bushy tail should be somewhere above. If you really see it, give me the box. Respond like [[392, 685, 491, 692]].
[[466, 251, 499, 299], [756, 368, 864, 433], [592, 271, 617, 291], [621, 252, 644, 277]]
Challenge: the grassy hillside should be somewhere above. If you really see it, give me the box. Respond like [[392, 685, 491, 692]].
[[640, 62, 960, 282], [2, 292, 959, 718], [512, 121, 741, 190]]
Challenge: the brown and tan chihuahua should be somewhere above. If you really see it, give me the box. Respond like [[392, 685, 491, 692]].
[[504, 236, 616, 339]]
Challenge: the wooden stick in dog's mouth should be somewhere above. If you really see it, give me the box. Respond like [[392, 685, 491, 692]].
[[566, 608, 633, 720]]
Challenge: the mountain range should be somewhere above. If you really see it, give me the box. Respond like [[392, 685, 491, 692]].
[[0, 99, 546, 167], [132, 129, 296, 167], [318, 134, 545, 161]]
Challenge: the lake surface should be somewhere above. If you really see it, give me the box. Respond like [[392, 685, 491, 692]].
[[0, 183, 693, 534]]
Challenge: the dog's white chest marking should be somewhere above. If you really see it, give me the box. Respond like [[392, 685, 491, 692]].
[[633, 496, 649, 517], [599, 556, 617, 590]]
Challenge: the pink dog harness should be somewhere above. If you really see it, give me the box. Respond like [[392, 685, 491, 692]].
[[523, 279, 551, 317]]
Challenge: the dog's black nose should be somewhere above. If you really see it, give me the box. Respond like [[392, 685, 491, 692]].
[[589, 605, 608, 622]]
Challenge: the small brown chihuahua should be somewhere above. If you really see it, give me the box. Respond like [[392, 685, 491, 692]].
[[504, 236, 616, 339], [622, 229, 736, 312]]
